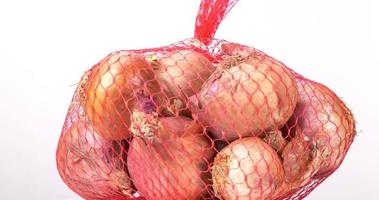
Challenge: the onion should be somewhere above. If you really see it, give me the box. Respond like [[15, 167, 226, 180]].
[[273, 79, 356, 197], [212, 137, 284, 200], [274, 134, 324, 199], [291, 79, 356, 176], [281, 132, 313, 183], [127, 111, 215, 200], [56, 117, 134, 199], [84, 52, 162, 140], [190, 45, 298, 142], [147, 49, 215, 116]]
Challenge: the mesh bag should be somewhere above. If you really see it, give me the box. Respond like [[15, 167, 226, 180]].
[[56, 0, 356, 199]]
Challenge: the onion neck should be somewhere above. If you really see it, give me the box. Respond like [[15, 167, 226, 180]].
[[220, 51, 263, 71], [219, 55, 244, 70], [212, 154, 230, 198], [263, 130, 287, 153], [78, 70, 90, 104], [109, 170, 133, 197], [130, 111, 159, 141], [281, 141, 325, 194]]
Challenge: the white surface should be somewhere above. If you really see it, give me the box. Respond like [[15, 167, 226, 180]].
[[0, 0, 378, 199]]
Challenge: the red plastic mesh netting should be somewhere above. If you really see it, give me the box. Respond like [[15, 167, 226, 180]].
[[56, 0, 356, 199]]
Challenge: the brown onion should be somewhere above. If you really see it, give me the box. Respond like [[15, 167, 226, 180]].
[[127, 111, 215, 200], [212, 137, 284, 200], [148, 49, 215, 115], [56, 117, 134, 199], [190, 46, 298, 142], [274, 134, 324, 199], [281, 133, 313, 183], [290, 79, 356, 176], [84, 52, 162, 140], [273, 79, 356, 197]]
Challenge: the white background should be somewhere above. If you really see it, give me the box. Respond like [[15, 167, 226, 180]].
[[0, 0, 378, 199]]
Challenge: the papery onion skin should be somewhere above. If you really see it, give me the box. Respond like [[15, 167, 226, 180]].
[[281, 133, 313, 183], [152, 49, 215, 115], [212, 137, 284, 200], [85, 52, 162, 140], [190, 47, 298, 142], [263, 130, 287, 153], [274, 134, 324, 199], [56, 119, 134, 200], [274, 79, 356, 197], [290, 79, 356, 176], [220, 43, 254, 58], [127, 112, 215, 200]]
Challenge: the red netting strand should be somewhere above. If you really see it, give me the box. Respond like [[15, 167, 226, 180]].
[[195, 0, 239, 45], [56, 1, 356, 200]]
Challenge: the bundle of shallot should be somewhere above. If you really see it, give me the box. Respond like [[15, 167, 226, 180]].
[[56, 0, 356, 199]]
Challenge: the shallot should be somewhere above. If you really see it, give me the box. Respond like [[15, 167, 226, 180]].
[[84, 52, 161, 140], [190, 44, 298, 142], [212, 137, 284, 200], [127, 111, 215, 200], [56, 118, 133, 199]]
